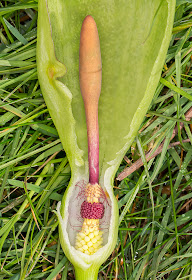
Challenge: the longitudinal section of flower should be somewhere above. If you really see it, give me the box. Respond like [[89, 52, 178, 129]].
[[75, 183, 105, 255]]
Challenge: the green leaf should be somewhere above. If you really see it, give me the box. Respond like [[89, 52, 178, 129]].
[[160, 77, 192, 101], [3, 18, 28, 45], [0, 3, 38, 17], [46, 257, 67, 280], [8, 179, 62, 201]]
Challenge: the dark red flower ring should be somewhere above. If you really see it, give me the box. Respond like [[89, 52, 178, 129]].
[[80, 201, 104, 219]]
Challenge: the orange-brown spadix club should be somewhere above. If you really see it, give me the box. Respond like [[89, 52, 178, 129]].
[[79, 15, 102, 104], [79, 15, 102, 184]]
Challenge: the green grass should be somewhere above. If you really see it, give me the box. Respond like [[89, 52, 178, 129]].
[[0, 1, 192, 279]]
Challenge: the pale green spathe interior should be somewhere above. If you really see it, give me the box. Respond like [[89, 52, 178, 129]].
[[46, 0, 175, 178]]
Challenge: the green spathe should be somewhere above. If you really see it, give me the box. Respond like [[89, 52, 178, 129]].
[[37, 0, 175, 279]]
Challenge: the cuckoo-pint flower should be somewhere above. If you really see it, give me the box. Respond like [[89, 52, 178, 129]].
[[37, 0, 175, 279]]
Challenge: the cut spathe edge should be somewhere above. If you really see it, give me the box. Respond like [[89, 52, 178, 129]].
[[37, 0, 85, 171], [56, 170, 118, 270]]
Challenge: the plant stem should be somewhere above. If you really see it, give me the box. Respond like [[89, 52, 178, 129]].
[[86, 100, 100, 184], [79, 15, 102, 184], [75, 266, 99, 280]]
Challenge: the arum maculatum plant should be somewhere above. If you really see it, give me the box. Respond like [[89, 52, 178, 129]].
[[37, 0, 175, 279]]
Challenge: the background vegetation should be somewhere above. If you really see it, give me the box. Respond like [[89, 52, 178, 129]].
[[0, 0, 192, 279]]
